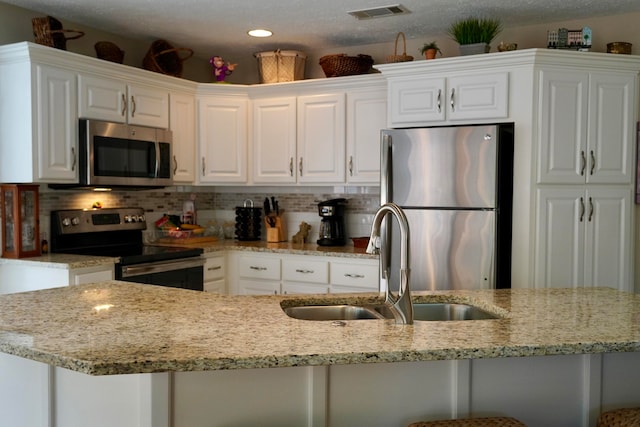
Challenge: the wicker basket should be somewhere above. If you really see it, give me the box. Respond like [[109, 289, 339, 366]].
[[386, 32, 414, 63], [32, 16, 84, 50], [255, 50, 306, 83], [94, 41, 125, 64], [319, 54, 373, 77], [143, 39, 194, 78]]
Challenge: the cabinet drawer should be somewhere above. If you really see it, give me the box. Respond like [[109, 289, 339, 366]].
[[330, 261, 378, 289], [282, 258, 329, 284], [203, 255, 225, 281], [239, 255, 281, 280]]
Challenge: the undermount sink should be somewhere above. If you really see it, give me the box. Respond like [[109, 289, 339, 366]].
[[283, 303, 500, 321]]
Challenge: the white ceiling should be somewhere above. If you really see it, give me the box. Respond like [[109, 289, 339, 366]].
[[6, 0, 640, 59]]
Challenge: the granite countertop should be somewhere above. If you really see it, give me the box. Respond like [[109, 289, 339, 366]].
[[0, 282, 639, 376], [153, 239, 377, 259], [0, 253, 119, 269]]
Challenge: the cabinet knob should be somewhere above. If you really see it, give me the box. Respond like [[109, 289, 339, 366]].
[[173, 155, 178, 175], [299, 157, 303, 176], [588, 196, 594, 222], [344, 273, 365, 279], [249, 266, 267, 271], [202, 157, 206, 175], [579, 197, 585, 222], [289, 157, 294, 176], [580, 151, 586, 176], [348, 156, 353, 176], [590, 150, 596, 176], [295, 269, 314, 274], [437, 89, 442, 113]]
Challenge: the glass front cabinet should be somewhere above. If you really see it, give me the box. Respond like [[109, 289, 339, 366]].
[[1, 184, 40, 258]]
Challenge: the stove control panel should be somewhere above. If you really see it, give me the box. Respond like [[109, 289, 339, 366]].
[[51, 208, 147, 234]]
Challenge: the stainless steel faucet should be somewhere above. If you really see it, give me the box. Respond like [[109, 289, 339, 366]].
[[366, 203, 413, 325]]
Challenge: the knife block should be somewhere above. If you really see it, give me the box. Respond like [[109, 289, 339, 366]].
[[265, 211, 286, 242]]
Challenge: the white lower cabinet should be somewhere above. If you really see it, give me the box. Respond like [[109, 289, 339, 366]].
[[534, 187, 632, 290], [231, 252, 377, 295], [203, 253, 226, 293], [0, 262, 115, 295]]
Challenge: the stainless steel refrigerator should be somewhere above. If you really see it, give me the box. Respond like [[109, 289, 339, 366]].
[[380, 124, 514, 291]]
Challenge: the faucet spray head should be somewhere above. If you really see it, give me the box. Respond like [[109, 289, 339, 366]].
[[365, 235, 380, 254]]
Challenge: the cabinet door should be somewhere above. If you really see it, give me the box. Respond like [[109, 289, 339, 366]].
[[70, 266, 114, 285], [297, 93, 345, 183], [35, 64, 78, 182], [584, 187, 632, 290], [170, 92, 196, 183], [252, 97, 297, 183], [346, 89, 387, 184], [388, 76, 445, 126], [534, 187, 584, 288], [127, 84, 169, 128], [447, 72, 508, 122], [537, 70, 589, 184], [78, 74, 127, 122], [587, 73, 635, 185], [237, 280, 280, 295], [281, 282, 329, 295], [198, 96, 248, 183]]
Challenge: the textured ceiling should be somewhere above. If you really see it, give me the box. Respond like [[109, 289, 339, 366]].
[[6, 0, 640, 59]]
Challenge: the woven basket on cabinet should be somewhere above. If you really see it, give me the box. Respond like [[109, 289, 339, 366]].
[[386, 32, 414, 63]]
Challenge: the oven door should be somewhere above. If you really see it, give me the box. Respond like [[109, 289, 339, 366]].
[[117, 257, 205, 291]]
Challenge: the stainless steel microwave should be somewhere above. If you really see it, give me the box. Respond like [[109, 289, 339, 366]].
[[74, 119, 173, 189]]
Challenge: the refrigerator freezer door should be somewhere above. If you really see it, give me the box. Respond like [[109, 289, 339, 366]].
[[386, 209, 496, 291], [382, 126, 498, 208]]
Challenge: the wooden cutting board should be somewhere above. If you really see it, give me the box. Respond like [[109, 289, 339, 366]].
[[156, 236, 218, 245]]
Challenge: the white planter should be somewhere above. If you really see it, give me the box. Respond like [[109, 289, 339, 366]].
[[458, 43, 490, 55]]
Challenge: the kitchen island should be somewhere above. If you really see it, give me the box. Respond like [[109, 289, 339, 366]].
[[1, 282, 639, 426]]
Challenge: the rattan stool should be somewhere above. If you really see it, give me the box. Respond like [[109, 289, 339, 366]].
[[597, 407, 640, 427], [408, 416, 527, 427]]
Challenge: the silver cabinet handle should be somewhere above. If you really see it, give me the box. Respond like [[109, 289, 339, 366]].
[[173, 155, 178, 175], [121, 93, 127, 116], [579, 197, 585, 222], [437, 89, 442, 113], [580, 151, 586, 176], [299, 157, 303, 176], [202, 157, 206, 175], [588, 196, 594, 222], [344, 273, 365, 279], [289, 157, 294, 176], [348, 156, 353, 176], [207, 266, 222, 271], [71, 147, 76, 171], [250, 266, 267, 271], [295, 269, 314, 274], [130, 95, 136, 117], [590, 150, 595, 176], [450, 88, 455, 112]]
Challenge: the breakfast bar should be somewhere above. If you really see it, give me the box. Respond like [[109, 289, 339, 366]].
[[1, 282, 639, 426]]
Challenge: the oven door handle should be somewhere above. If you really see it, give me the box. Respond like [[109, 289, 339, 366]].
[[120, 258, 205, 278]]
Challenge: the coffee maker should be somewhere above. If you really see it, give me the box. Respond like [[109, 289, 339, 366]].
[[317, 198, 347, 246]]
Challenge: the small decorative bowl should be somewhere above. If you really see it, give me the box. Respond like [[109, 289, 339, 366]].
[[351, 237, 370, 249]]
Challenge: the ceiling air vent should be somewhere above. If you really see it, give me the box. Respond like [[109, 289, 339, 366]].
[[348, 4, 411, 20]]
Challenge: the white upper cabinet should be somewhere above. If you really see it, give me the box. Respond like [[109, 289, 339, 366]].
[[78, 74, 169, 128], [169, 91, 196, 183], [251, 97, 297, 183], [387, 71, 508, 127], [537, 70, 635, 185], [0, 57, 78, 183], [251, 92, 348, 185], [297, 93, 346, 183], [346, 88, 387, 184], [197, 94, 248, 184]]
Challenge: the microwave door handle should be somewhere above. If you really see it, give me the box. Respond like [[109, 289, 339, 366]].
[[154, 142, 161, 178]]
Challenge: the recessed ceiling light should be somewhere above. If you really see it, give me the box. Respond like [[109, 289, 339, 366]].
[[248, 29, 273, 38]]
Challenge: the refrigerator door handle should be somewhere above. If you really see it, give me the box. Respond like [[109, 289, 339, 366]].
[[381, 134, 392, 204]]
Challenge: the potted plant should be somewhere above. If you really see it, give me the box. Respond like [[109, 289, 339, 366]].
[[419, 41, 441, 60], [447, 17, 503, 55]]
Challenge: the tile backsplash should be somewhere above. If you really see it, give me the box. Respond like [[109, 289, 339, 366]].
[[35, 187, 381, 244]]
